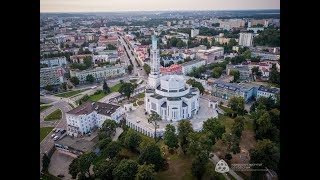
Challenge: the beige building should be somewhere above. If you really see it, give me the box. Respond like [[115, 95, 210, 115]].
[[70, 66, 125, 83]]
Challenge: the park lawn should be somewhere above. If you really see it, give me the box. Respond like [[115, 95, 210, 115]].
[[44, 109, 62, 121], [55, 89, 87, 98], [244, 115, 254, 131], [40, 104, 53, 112], [68, 103, 75, 109], [218, 105, 233, 114], [88, 92, 106, 101], [40, 172, 60, 180], [136, 93, 145, 99], [217, 115, 234, 133], [110, 83, 121, 92], [40, 127, 54, 142]]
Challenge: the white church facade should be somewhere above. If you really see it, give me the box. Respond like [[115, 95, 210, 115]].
[[144, 36, 200, 121]]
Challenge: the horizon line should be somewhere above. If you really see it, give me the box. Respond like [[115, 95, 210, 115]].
[[40, 8, 280, 13]]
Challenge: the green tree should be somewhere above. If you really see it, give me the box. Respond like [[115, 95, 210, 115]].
[[254, 111, 279, 142], [225, 153, 232, 161], [61, 82, 67, 91], [253, 28, 280, 47], [231, 116, 245, 137], [128, 64, 133, 74], [212, 67, 223, 78], [191, 151, 209, 180], [250, 139, 280, 178], [44, 85, 54, 91], [106, 44, 117, 50], [119, 82, 135, 99], [124, 130, 142, 151], [135, 163, 156, 180], [103, 80, 111, 93], [77, 152, 97, 178], [230, 70, 240, 82], [251, 67, 262, 76], [186, 79, 205, 94], [187, 132, 213, 156], [143, 64, 151, 74], [178, 120, 193, 154], [148, 112, 162, 140], [42, 153, 50, 173], [83, 56, 93, 68], [243, 49, 251, 59], [86, 74, 95, 83], [70, 76, 80, 85], [69, 158, 80, 179], [228, 97, 245, 116], [269, 108, 280, 129], [98, 137, 112, 150], [138, 143, 165, 171], [164, 124, 179, 149], [202, 117, 225, 142], [104, 141, 121, 158], [93, 159, 117, 180], [269, 64, 280, 85], [101, 119, 118, 138], [222, 133, 241, 154], [113, 159, 138, 180]]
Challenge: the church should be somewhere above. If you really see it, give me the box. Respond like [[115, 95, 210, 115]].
[[144, 36, 200, 121]]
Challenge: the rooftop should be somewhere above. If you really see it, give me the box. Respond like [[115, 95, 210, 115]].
[[258, 86, 280, 94], [181, 59, 206, 67], [67, 101, 120, 116]]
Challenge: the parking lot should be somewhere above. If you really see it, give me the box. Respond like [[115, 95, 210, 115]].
[[48, 150, 75, 179]]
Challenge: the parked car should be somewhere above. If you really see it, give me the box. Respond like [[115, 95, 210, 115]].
[[51, 134, 56, 138], [55, 129, 60, 133], [53, 136, 59, 141], [60, 130, 66, 134]]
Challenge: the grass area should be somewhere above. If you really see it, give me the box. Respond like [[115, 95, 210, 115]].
[[55, 89, 87, 98], [218, 105, 233, 114], [129, 79, 137, 83], [137, 101, 144, 106], [244, 115, 254, 131], [110, 83, 121, 92], [40, 127, 54, 142], [70, 93, 83, 98], [218, 115, 235, 133], [40, 104, 53, 112], [68, 103, 75, 109], [136, 93, 145, 99], [44, 109, 62, 121], [88, 91, 107, 101], [40, 173, 60, 180]]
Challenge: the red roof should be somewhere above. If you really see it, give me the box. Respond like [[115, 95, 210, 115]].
[[261, 68, 269, 72]]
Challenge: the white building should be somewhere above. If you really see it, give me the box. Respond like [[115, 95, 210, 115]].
[[191, 29, 199, 38], [181, 59, 206, 75], [196, 46, 224, 63], [40, 57, 67, 67], [70, 66, 125, 83], [239, 33, 254, 47], [144, 35, 200, 121], [40, 66, 64, 88], [257, 86, 280, 100], [66, 101, 124, 137]]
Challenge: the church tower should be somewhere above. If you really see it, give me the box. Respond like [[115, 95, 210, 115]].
[[148, 35, 160, 89]]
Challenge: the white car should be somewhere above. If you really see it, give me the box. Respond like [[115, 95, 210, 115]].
[[51, 134, 56, 138], [53, 136, 59, 141], [55, 129, 60, 133]]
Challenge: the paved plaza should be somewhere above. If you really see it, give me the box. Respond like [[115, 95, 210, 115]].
[[126, 96, 218, 137]]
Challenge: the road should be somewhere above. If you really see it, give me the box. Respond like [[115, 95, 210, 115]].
[[118, 35, 148, 80], [210, 153, 244, 180]]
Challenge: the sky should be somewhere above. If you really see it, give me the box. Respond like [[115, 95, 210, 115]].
[[40, 0, 280, 13]]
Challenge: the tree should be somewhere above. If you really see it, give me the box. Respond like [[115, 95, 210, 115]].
[[77, 152, 97, 178], [69, 158, 80, 179], [106, 44, 117, 50], [191, 151, 209, 180], [83, 56, 93, 68], [251, 67, 262, 77], [202, 117, 225, 141], [253, 28, 280, 47], [70, 76, 80, 86], [135, 163, 156, 180], [222, 133, 240, 154], [124, 130, 142, 151], [143, 64, 151, 74], [212, 67, 223, 78], [250, 139, 280, 178], [164, 124, 178, 149], [42, 153, 50, 172], [178, 120, 193, 154], [228, 97, 245, 116], [147, 112, 162, 140], [101, 119, 118, 137], [128, 64, 133, 74], [98, 137, 112, 150], [254, 111, 279, 142], [93, 159, 117, 180], [86, 74, 95, 83], [177, 60, 183, 64], [269, 64, 280, 85], [186, 79, 205, 94], [138, 143, 165, 171], [225, 153, 232, 161], [231, 116, 245, 137], [230, 70, 240, 82], [103, 80, 111, 93], [44, 85, 54, 91], [269, 108, 280, 129], [160, 60, 164, 67], [113, 159, 138, 180], [243, 49, 251, 59], [60, 82, 67, 91], [187, 132, 213, 156], [119, 82, 135, 99], [104, 141, 121, 158]]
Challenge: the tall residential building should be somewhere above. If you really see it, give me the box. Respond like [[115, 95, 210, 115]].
[[191, 29, 199, 38], [239, 33, 254, 47], [70, 66, 125, 83], [148, 35, 161, 89], [40, 66, 64, 88], [40, 57, 67, 67]]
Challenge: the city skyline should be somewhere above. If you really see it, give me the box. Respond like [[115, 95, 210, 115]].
[[40, 0, 280, 13]]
